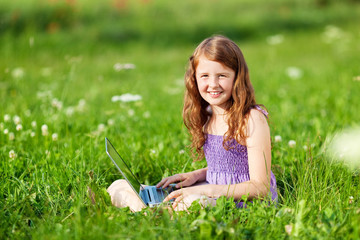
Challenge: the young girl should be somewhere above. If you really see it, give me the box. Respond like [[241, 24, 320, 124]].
[[107, 35, 277, 211]]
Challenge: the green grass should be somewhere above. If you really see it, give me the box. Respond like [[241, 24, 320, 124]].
[[1, 0, 360, 239]]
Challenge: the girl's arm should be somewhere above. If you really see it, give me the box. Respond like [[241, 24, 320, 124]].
[[156, 167, 208, 189], [164, 109, 272, 204]]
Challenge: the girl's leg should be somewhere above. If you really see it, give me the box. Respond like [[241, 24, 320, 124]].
[[107, 179, 146, 212]]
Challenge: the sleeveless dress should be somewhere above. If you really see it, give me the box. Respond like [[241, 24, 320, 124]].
[[203, 107, 278, 207]]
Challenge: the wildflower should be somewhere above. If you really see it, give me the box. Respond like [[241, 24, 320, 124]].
[[285, 224, 292, 235], [9, 150, 17, 159], [51, 98, 63, 110], [288, 140, 296, 148], [4, 129, 9, 134], [111, 93, 142, 103], [286, 67, 303, 80], [65, 107, 75, 116], [349, 196, 354, 204], [128, 109, 135, 116], [326, 127, 360, 169], [266, 34, 284, 45], [16, 124, 23, 131], [30, 132, 36, 137], [52, 133, 58, 141], [98, 124, 106, 132], [107, 119, 115, 126], [274, 135, 282, 143], [77, 99, 86, 112], [13, 115, 21, 125], [11, 68, 25, 79], [179, 149, 185, 155], [9, 132, 15, 141], [4, 114, 11, 122], [41, 124, 49, 136], [303, 145, 308, 151], [143, 111, 151, 119], [150, 149, 156, 154], [113, 63, 136, 71], [31, 121, 37, 128], [322, 25, 343, 43]]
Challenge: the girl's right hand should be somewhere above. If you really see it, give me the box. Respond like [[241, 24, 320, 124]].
[[156, 172, 199, 189]]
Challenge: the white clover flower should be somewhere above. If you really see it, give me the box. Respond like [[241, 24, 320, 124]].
[[77, 99, 86, 112], [349, 196, 354, 204], [128, 109, 135, 116], [288, 140, 296, 148], [303, 145, 308, 151], [4, 114, 11, 122], [52, 133, 58, 141], [266, 34, 284, 45], [274, 135, 282, 143], [97, 123, 106, 132], [113, 63, 123, 72], [326, 127, 360, 169], [30, 132, 36, 138], [111, 93, 142, 103], [51, 98, 63, 110], [286, 67, 303, 80], [123, 63, 136, 69], [179, 149, 185, 155], [4, 129, 9, 134], [31, 121, 37, 128], [9, 150, 17, 159], [107, 119, 115, 126], [66, 107, 75, 116], [41, 124, 49, 136], [11, 68, 25, 79], [322, 25, 344, 43], [16, 124, 23, 131], [113, 63, 136, 71], [9, 132, 15, 141], [13, 115, 21, 125], [150, 149, 156, 154], [285, 224, 292, 235], [143, 111, 151, 119]]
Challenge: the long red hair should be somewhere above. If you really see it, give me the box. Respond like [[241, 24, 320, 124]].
[[183, 35, 257, 160]]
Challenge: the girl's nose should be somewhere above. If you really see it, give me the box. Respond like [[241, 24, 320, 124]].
[[208, 76, 219, 87]]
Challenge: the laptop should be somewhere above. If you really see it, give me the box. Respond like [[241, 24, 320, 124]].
[[105, 137, 175, 207]]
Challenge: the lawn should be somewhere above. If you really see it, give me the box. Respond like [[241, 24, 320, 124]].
[[1, 0, 360, 239]]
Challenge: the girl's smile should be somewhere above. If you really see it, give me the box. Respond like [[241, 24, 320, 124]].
[[195, 55, 235, 113]]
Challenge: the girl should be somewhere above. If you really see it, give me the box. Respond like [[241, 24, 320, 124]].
[[107, 35, 277, 211]]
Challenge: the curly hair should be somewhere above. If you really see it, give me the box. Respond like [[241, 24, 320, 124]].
[[183, 35, 257, 160]]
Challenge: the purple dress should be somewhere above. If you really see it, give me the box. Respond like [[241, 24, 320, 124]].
[[203, 110, 278, 207]]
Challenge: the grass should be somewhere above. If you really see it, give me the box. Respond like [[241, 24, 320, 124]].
[[1, 0, 360, 239]]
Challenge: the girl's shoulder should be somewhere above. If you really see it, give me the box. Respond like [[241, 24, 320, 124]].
[[252, 105, 268, 118]]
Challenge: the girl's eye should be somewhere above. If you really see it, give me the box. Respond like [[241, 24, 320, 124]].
[[219, 74, 226, 78], [201, 75, 208, 78]]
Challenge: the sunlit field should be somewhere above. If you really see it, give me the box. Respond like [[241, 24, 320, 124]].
[[1, 0, 360, 239]]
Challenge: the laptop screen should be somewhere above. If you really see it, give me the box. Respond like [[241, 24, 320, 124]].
[[105, 137, 144, 194]]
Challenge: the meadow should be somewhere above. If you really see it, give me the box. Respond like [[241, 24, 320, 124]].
[[1, 0, 360, 239]]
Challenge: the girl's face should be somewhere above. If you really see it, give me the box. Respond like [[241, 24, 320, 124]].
[[195, 55, 236, 113]]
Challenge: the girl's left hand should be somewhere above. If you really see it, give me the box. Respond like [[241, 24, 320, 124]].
[[164, 186, 214, 210]]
